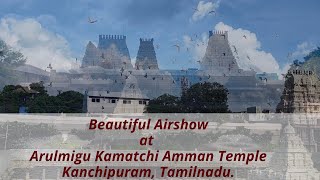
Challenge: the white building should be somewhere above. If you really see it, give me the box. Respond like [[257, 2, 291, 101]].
[[86, 75, 149, 113]]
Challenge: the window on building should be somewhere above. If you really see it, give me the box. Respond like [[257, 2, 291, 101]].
[[111, 99, 116, 103], [96, 98, 100, 103], [91, 98, 95, 102], [143, 101, 147, 105], [123, 100, 131, 104], [139, 101, 143, 104]]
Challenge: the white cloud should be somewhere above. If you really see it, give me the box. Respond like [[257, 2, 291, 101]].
[[183, 22, 292, 79], [214, 22, 282, 74], [0, 16, 74, 72], [183, 22, 289, 77], [192, 0, 220, 22], [183, 33, 208, 61], [291, 41, 315, 60]]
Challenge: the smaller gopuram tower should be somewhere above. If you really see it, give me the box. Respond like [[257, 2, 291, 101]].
[[135, 38, 159, 70], [276, 67, 320, 113]]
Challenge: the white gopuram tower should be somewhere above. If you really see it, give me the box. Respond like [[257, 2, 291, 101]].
[[201, 31, 240, 75], [249, 122, 320, 179]]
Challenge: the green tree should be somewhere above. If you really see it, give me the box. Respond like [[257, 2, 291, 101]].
[[145, 82, 229, 113], [27, 95, 62, 113], [0, 85, 30, 113], [57, 91, 84, 113], [181, 82, 229, 113], [27, 90, 84, 113], [0, 39, 26, 66], [145, 94, 181, 113], [30, 82, 47, 95], [0, 39, 26, 88]]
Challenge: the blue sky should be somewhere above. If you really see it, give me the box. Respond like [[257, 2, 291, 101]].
[[0, 0, 319, 72]]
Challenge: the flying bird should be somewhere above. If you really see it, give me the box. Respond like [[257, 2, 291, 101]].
[[247, 55, 251, 60], [243, 35, 247, 39], [88, 17, 98, 24], [232, 45, 238, 54], [156, 44, 160, 49], [48, 82, 53, 87], [208, 10, 216, 14], [144, 73, 148, 78], [193, 8, 199, 12], [173, 44, 180, 52]]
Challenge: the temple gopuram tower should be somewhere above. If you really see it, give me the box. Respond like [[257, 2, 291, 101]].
[[201, 31, 239, 74], [82, 35, 132, 69], [249, 122, 320, 179], [276, 67, 320, 113], [135, 38, 159, 70]]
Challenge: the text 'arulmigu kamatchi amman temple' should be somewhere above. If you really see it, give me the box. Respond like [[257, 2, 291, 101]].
[[12, 30, 284, 113]]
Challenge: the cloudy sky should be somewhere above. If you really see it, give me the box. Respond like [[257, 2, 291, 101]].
[[0, 0, 319, 73]]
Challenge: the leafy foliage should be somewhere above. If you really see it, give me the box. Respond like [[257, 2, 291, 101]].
[[0, 39, 26, 67], [30, 82, 47, 95], [145, 94, 181, 113], [0, 82, 84, 113], [181, 82, 229, 113], [304, 47, 320, 61], [145, 82, 229, 113], [0, 85, 28, 113]]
